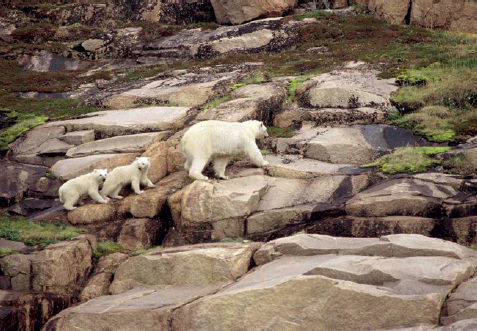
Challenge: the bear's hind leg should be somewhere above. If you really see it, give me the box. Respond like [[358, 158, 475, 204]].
[[189, 157, 209, 180], [245, 142, 269, 167], [110, 185, 124, 199], [63, 194, 79, 211], [213, 156, 231, 180]]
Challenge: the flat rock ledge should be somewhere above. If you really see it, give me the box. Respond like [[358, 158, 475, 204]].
[[43, 234, 477, 331]]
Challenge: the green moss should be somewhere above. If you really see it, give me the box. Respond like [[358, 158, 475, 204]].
[[0, 113, 48, 153], [0, 248, 20, 258], [230, 83, 246, 91], [287, 76, 309, 103], [362, 147, 450, 174], [201, 96, 230, 110], [443, 154, 476, 175], [94, 241, 125, 259], [0, 212, 85, 247], [130, 249, 146, 256], [267, 126, 295, 138]]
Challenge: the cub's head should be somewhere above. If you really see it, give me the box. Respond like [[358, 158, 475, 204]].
[[135, 157, 151, 170], [248, 120, 269, 139], [93, 169, 108, 182]]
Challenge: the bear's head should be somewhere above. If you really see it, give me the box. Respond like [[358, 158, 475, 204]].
[[251, 121, 268, 139], [93, 169, 108, 182], [135, 157, 151, 170]]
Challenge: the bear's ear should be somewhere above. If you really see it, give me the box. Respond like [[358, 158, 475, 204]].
[[136, 157, 139, 160], [147, 157, 151, 160], [93, 169, 98, 173]]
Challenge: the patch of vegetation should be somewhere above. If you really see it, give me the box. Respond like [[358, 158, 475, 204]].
[[136, 21, 219, 42], [295, 10, 333, 21], [361, 146, 451, 174], [0, 212, 85, 248], [0, 111, 48, 152], [390, 105, 477, 143], [130, 249, 146, 256], [93, 241, 125, 259], [0, 248, 20, 258], [443, 154, 476, 176], [260, 149, 272, 156], [201, 95, 230, 110], [267, 126, 295, 138], [11, 23, 58, 44], [287, 76, 310, 103], [230, 72, 266, 91]]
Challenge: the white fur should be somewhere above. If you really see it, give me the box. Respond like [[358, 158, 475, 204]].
[[100, 157, 155, 199], [59, 169, 109, 211], [181, 120, 269, 180]]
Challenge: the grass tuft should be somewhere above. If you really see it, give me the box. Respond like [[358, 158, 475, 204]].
[[93, 241, 125, 259], [201, 96, 230, 110], [0, 212, 85, 248], [267, 126, 295, 138], [0, 248, 20, 258], [361, 146, 451, 174]]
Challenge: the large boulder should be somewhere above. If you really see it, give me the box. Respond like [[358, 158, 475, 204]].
[[411, 0, 477, 33], [0, 235, 94, 295], [368, 0, 411, 25], [211, 0, 297, 24], [172, 234, 477, 330], [43, 106, 191, 139], [110, 243, 260, 294], [345, 178, 458, 218]]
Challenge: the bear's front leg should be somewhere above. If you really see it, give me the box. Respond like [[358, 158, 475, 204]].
[[245, 143, 269, 167], [213, 156, 231, 180], [140, 176, 156, 188], [89, 189, 109, 204], [132, 178, 144, 194]]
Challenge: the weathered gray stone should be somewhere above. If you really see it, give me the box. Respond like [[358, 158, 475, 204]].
[[52, 153, 138, 180], [58, 130, 95, 146], [345, 178, 457, 217], [44, 106, 191, 138], [42, 285, 225, 331], [442, 276, 477, 325], [211, 0, 297, 24], [118, 218, 163, 251], [66, 132, 168, 157], [110, 243, 259, 293]]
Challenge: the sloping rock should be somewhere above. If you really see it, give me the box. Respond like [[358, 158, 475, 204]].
[[255, 234, 477, 261], [42, 284, 224, 331], [43, 106, 191, 139], [264, 154, 359, 179], [273, 107, 387, 128], [436, 318, 477, 330], [114, 71, 245, 108], [211, 0, 297, 24], [17, 50, 90, 72], [0, 161, 58, 207], [274, 124, 430, 164], [52, 153, 138, 180], [308, 215, 436, 240], [143, 18, 312, 60], [345, 178, 458, 217], [196, 81, 287, 123], [172, 252, 477, 330], [299, 87, 390, 110], [65, 132, 168, 157], [57, 130, 95, 146], [110, 243, 259, 293], [8, 126, 71, 166], [296, 69, 398, 104]]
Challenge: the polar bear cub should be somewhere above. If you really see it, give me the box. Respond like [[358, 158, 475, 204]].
[[59, 169, 109, 211], [100, 157, 155, 199], [181, 120, 269, 180]]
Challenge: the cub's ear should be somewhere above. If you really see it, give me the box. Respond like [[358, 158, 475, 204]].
[[136, 157, 139, 160], [147, 157, 151, 160], [93, 169, 98, 173]]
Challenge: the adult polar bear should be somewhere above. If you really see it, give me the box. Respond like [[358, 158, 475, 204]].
[[181, 120, 269, 180]]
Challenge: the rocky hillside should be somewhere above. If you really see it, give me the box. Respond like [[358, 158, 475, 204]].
[[2, 2, 477, 331]]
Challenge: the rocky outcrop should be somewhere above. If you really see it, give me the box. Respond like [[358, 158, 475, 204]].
[[110, 243, 260, 294], [211, 0, 297, 24], [44, 234, 477, 331]]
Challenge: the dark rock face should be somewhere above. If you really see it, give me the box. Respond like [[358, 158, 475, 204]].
[[0, 291, 69, 331]]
